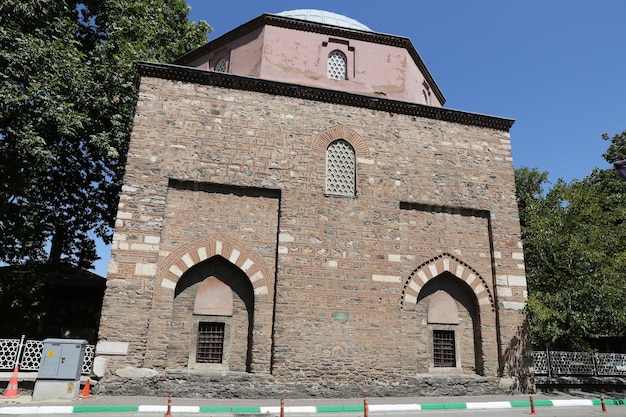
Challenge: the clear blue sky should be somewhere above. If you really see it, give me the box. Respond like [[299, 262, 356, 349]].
[[93, 1, 626, 276]]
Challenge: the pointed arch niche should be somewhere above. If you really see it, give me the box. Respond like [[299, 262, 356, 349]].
[[170, 256, 254, 372], [143, 235, 275, 374], [400, 253, 499, 376]]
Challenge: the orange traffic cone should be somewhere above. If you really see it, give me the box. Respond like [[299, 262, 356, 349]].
[[79, 378, 91, 398], [2, 365, 19, 398]]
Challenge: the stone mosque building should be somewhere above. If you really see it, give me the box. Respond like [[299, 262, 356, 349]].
[[94, 10, 531, 397]]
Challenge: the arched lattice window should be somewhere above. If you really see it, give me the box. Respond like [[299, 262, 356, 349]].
[[215, 58, 229, 73], [327, 50, 347, 80], [326, 139, 355, 196]]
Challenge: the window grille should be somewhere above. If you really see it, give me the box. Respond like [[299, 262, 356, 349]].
[[326, 139, 355, 195], [327, 50, 347, 80], [196, 322, 225, 363], [433, 330, 456, 367], [215, 58, 229, 73]]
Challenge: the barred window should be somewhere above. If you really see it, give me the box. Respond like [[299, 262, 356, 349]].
[[327, 50, 347, 80], [433, 330, 456, 367], [196, 322, 225, 363], [326, 139, 355, 196], [215, 58, 229, 73]]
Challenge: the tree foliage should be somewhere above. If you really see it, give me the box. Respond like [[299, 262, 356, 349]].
[[0, 0, 210, 267], [516, 131, 626, 350]]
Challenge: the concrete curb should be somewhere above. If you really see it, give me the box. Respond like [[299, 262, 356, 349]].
[[0, 398, 624, 414]]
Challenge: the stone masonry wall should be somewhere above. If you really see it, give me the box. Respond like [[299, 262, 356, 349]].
[[96, 75, 529, 395]]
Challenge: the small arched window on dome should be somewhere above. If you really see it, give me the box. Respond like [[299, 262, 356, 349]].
[[215, 58, 229, 73], [326, 139, 355, 196], [327, 50, 347, 80]]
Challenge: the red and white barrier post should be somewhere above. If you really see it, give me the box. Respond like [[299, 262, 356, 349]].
[[601, 395, 608, 414], [529, 395, 537, 415], [164, 394, 173, 417]]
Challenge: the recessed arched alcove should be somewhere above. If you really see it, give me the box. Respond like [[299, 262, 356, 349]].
[[168, 255, 254, 372], [416, 271, 483, 375]]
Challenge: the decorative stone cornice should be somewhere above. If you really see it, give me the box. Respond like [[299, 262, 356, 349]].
[[138, 61, 515, 132], [176, 14, 447, 105]]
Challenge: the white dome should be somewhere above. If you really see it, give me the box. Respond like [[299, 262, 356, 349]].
[[275, 9, 372, 32]]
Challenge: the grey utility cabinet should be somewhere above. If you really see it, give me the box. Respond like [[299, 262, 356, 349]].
[[38, 338, 87, 380]]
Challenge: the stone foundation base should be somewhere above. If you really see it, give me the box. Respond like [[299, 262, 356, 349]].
[[94, 372, 529, 398]]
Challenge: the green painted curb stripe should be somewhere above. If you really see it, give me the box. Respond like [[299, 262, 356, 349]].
[[199, 405, 234, 412], [509, 400, 551, 408], [317, 405, 364, 412], [317, 405, 344, 412], [442, 402, 467, 409], [72, 405, 140, 413], [342, 405, 364, 412], [420, 404, 446, 410], [444, 403, 467, 410], [231, 406, 262, 413]]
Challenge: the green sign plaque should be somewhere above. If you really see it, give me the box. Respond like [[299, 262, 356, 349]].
[[332, 312, 350, 321]]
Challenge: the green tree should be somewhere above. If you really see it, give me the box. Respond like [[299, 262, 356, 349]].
[[516, 131, 626, 350], [0, 0, 210, 267], [602, 130, 626, 166], [514, 166, 549, 232]]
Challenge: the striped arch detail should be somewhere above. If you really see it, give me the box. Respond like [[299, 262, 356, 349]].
[[312, 125, 370, 158], [401, 252, 494, 311], [158, 235, 272, 298]]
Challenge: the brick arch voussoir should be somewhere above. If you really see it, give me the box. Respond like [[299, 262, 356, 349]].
[[312, 125, 370, 158], [400, 252, 494, 312], [157, 234, 273, 298]]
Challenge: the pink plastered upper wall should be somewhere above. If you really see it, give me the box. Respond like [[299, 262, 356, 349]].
[[183, 18, 443, 107], [186, 27, 266, 78]]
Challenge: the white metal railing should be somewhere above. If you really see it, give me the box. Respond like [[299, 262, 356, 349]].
[[532, 350, 626, 377], [0, 338, 94, 375]]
